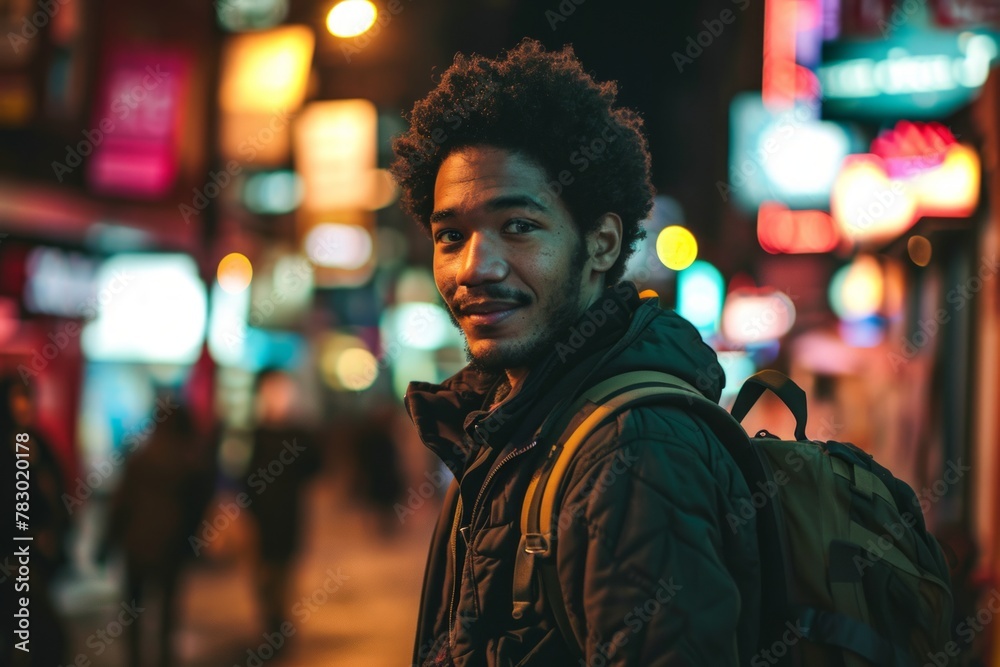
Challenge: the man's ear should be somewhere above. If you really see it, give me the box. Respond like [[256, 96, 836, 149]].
[[587, 213, 623, 273]]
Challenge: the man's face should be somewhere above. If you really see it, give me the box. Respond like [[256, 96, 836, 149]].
[[431, 146, 593, 376]]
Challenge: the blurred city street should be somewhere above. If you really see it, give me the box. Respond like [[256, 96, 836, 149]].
[[1, 0, 1000, 665], [57, 467, 438, 667]]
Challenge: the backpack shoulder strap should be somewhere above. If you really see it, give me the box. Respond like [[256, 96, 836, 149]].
[[512, 370, 750, 655]]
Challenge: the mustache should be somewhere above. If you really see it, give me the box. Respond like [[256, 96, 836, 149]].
[[452, 287, 532, 314]]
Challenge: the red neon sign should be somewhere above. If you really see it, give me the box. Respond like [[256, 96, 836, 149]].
[[758, 202, 841, 254]]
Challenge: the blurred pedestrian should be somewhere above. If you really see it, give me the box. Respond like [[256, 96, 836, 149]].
[[0, 373, 71, 667], [247, 368, 319, 637], [351, 405, 407, 537], [103, 400, 216, 667]]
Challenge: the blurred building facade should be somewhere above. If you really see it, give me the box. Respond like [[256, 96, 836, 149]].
[[0, 0, 999, 663]]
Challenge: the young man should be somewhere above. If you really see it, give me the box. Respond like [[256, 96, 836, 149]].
[[391, 39, 760, 666]]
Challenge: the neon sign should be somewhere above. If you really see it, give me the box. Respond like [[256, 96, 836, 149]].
[[819, 30, 1000, 119], [757, 203, 840, 254]]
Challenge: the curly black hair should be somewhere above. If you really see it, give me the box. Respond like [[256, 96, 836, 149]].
[[390, 38, 654, 286]]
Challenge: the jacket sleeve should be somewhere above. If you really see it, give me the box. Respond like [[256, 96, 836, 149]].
[[553, 405, 760, 666]]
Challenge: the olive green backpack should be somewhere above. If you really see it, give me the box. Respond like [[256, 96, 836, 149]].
[[512, 369, 955, 666]]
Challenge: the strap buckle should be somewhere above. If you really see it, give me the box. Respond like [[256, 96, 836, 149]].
[[523, 532, 551, 555]]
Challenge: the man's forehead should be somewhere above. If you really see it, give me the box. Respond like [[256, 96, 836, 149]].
[[432, 146, 553, 216]]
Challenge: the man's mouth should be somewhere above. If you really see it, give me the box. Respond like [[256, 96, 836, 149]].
[[459, 301, 524, 327]]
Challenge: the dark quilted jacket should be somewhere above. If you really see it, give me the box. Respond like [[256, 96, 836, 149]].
[[405, 281, 761, 666]]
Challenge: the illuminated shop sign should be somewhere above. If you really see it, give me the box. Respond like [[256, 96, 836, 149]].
[[831, 125, 980, 246], [819, 30, 1000, 119], [726, 93, 861, 211], [757, 203, 841, 254], [85, 49, 190, 198]]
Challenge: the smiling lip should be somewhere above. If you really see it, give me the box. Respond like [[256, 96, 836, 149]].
[[460, 301, 523, 327]]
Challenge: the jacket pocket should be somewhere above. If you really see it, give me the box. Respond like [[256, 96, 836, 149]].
[[495, 627, 574, 667]]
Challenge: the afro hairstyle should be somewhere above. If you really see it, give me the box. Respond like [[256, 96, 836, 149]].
[[390, 38, 654, 286]]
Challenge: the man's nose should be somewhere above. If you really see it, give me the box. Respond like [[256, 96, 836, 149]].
[[456, 232, 508, 286]]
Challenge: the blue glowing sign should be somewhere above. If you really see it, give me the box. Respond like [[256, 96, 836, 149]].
[[819, 29, 1000, 119], [725, 93, 861, 211]]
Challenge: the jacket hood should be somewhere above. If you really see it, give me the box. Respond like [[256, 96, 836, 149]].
[[592, 289, 725, 403], [404, 281, 725, 473]]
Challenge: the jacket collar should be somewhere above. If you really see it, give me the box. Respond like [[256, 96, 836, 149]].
[[404, 281, 643, 475]]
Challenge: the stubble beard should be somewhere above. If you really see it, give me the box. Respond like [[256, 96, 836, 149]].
[[458, 240, 590, 376]]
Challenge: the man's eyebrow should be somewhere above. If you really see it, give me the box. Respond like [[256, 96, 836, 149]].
[[485, 194, 549, 214], [429, 209, 455, 224]]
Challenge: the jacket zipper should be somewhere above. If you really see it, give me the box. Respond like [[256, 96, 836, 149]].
[[447, 437, 538, 646], [448, 494, 462, 647], [469, 438, 539, 535]]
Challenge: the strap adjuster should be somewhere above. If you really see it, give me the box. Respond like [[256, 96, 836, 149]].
[[523, 532, 551, 555]]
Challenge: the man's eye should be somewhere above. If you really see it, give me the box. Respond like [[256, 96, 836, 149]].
[[505, 219, 537, 234], [434, 230, 462, 244]]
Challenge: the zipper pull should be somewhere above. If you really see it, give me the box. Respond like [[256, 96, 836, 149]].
[[459, 525, 471, 547]]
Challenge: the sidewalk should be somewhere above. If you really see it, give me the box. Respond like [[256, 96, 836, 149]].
[[57, 471, 440, 666]]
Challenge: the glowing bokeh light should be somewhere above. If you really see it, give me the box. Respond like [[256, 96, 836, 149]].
[[757, 203, 840, 254], [717, 351, 757, 399], [722, 290, 797, 345], [217, 252, 254, 293], [907, 236, 932, 267], [82, 254, 207, 364], [760, 122, 850, 195], [656, 226, 698, 271], [218, 25, 314, 114], [839, 316, 885, 348], [295, 99, 380, 211], [335, 347, 378, 391], [829, 255, 884, 321], [304, 222, 373, 269], [831, 155, 918, 244], [909, 144, 980, 217], [326, 0, 377, 38], [244, 171, 304, 214], [391, 303, 452, 350], [677, 261, 724, 333]]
